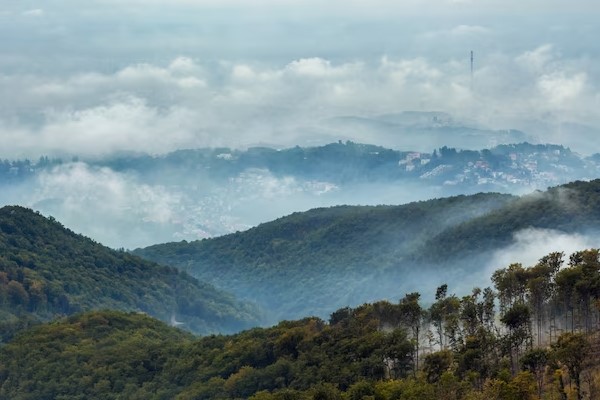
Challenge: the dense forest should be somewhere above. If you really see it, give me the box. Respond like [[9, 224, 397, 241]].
[[421, 179, 600, 262], [135, 192, 514, 321], [1, 248, 600, 399], [0, 206, 261, 341], [135, 179, 600, 322]]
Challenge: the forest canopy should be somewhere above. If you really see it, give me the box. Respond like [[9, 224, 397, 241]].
[[1, 248, 600, 399]]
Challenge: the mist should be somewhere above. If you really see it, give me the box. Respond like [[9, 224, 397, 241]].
[[0, 159, 451, 249], [484, 228, 600, 279], [1, 1, 599, 159]]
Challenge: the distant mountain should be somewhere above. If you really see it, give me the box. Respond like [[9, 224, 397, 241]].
[[1, 141, 599, 249], [0, 206, 261, 341], [91, 141, 591, 188], [323, 112, 528, 150], [135, 179, 600, 323]]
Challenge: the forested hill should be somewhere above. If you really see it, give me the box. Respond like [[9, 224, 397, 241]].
[[421, 179, 600, 262], [135, 179, 600, 323], [135, 192, 515, 321], [0, 206, 261, 340]]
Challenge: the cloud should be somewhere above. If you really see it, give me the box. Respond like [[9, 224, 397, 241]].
[[516, 44, 554, 72], [22, 9, 44, 17], [1, 1, 599, 157], [2, 161, 345, 248], [26, 163, 183, 248], [485, 228, 599, 280], [285, 58, 362, 78], [450, 25, 490, 36], [423, 24, 491, 39], [0, 96, 210, 157], [0, 47, 597, 157], [538, 72, 587, 108]]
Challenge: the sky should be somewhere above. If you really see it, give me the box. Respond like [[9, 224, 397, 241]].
[[3, 1, 600, 317], [1, 0, 600, 158]]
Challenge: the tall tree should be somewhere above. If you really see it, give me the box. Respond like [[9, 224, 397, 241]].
[[399, 292, 424, 373]]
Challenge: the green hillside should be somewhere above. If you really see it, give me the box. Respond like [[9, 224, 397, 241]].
[[0, 311, 193, 400], [3, 247, 600, 400], [0, 206, 261, 341], [421, 179, 600, 262], [135, 179, 600, 323], [134, 192, 514, 321]]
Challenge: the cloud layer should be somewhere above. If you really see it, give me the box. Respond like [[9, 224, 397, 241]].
[[1, 47, 598, 158], [0, 2, 599, 157]]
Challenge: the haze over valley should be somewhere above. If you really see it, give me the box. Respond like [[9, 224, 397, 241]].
[[2, 1, 600, 399]]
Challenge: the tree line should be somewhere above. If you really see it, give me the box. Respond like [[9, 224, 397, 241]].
[[2, 249, 600, 399]]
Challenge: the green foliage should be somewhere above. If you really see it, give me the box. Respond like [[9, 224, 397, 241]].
[[135, 192, 514, 321], [0, 206, 261, 341], [552, 332, 590, 399], [0, 307, 414, 400], [136, 179, 600, 323], [424, 350, 454, 383], [0, 311, 192, 400], [1, 269, 599, 400]]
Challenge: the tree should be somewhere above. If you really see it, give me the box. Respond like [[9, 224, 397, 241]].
[[526, 258, 558, 346], [429, 285, 461, 350], [521, 348, 549, 399], [555, 266, 582, 333], [493, 264, 528, 312], [7, 281, 29, 308], [423, 350, 453, 383], [552, 332, 589, 400], [500, 302, 531, 374], [569, 250, 600, 333], [399, 292, 424, 372]]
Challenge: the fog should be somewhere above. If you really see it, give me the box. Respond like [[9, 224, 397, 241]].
[[485, 228, 600, 278], [1, 160, 451, 249], [1, 1, 599, 159]]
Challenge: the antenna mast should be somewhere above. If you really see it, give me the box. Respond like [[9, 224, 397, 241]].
[[470, 50, 474, 89]]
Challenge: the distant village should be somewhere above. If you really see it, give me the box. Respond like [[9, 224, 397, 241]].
[[1, 142, 597, 193], [396, 143, 594, 190]]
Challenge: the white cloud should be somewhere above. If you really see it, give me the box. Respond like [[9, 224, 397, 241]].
[[485, 228, 599, 279], [381, 57, 443, 86], [27, 163, 183, 248], [0, 97, 211, 157], [538, 72, 587, 108], [516, 44, 555, 72], [0, 41, 599, 157], [22, 8, 44, 17], [285, 58, 362, 78], [450, 25, 490, 36]]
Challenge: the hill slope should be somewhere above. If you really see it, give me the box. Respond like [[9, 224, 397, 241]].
[[135, 192, 514, 321], [0, 307, 412, 400], [135, 179, 600, 323], [0, 206, 261, 340], [0, 311, 193, 400], [421, 179, 600, 262]]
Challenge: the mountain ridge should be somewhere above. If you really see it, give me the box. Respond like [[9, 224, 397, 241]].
[[134, 179, 600, 323], [0, 205, 261, 340]]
